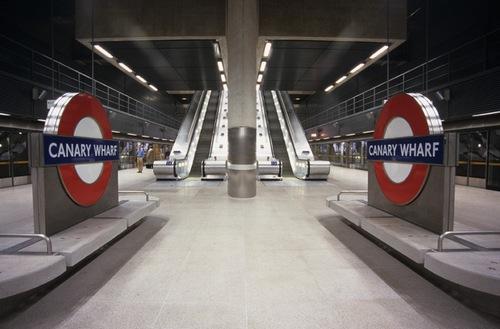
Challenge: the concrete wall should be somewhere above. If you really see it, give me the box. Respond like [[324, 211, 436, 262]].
[[259, 0, 406, 42], [75, 0, 226, 41]]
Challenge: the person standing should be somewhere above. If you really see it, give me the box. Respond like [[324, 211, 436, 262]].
[[136, 144, 145, 173]]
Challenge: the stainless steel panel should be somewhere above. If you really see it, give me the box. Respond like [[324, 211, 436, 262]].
[[228, 168, 256, 198], [228, 127, 256, 164]]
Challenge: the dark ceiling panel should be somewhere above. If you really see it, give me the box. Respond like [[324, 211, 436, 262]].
[[262, 40, 384, 92], [101, 39, 221, 92]]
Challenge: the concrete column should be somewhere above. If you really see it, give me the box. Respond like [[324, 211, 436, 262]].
[[227, 0, 258, 198]]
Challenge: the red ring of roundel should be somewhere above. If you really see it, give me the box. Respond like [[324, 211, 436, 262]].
[[56, 93, 113, 207], [373, 93, 430, 205]]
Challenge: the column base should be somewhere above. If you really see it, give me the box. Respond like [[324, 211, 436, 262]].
[[228, 168, 256, 198]]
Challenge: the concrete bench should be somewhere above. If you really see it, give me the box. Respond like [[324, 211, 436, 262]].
[[95, 199, 159, 226], [327, 199, 466, 263], [0, 254, 66, 299], [22, 218, 127, 266], [425, 251, 500, 296]]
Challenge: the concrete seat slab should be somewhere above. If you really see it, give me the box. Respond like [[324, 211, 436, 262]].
[[361, 218, 467, 263], [0, 254, 66, 299], [326, 199, 394, 226], [22, 218, 127, 266], [95, 199, 159, 226], [424, 251, 500, 296]]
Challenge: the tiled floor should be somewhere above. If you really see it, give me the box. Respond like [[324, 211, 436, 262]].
[[1, 167, 500, 328]]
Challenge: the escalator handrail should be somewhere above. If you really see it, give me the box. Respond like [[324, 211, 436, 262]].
[[207, 91, 223, 157], [258, 90, 276, 158]]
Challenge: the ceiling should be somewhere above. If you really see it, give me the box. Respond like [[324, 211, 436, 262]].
[[262, 40, 386, 92], [101, 39, 222, 99]]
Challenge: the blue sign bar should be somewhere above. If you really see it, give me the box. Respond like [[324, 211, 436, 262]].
[[367, 134, 445, 165], [43, 134, 119, 165]]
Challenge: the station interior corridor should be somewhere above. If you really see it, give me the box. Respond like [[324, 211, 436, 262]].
[[1, 167, 499, 329]]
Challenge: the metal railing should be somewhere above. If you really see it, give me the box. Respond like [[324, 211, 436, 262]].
[[303, 28, 500, 129], [437, 231, 500, 252], [0, 34, 180, 129], [336, 190, 368, 201], [0, 234, 53, 254], [118, 190, 151, 201]]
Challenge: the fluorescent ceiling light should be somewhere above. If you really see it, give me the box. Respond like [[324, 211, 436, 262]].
[[350, 63, 365, 74], [153, 137, 160, 140], [0, 112, 11, 116], [37, 119, 46, 122], [112, 130, 121, 133], [257, 74, 263, 83], [256, 84, 260, 90], [336, 76, 347, 84], [222, 83, 228, 91], [263, 42, 272, 57], [369, 45, 389, 59], [363, 130, 374, 134], [136, 75, 147, 83], [472, 110, 500, 117], [220, 74, 226, 83], [94, 45, 113, 59], [118, 62, 133, 73], [259, 61, 267, 72], [182, 97, 187, 101], [127, 133, 137, 136], [149, 84, 158, 92], [333, 135, 341, 138], [142, 135, 150, 138], [217, 61, 224, 72], [324, 85, 334, 92], [214, 43, 221, 57], [345, 133, 356, 136], [311, 133, 317, 138], [295, 97, 300, 101]]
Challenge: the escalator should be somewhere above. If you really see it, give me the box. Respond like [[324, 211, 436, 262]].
[[190, 91, 219, 177], [263, 91, 293, 176]]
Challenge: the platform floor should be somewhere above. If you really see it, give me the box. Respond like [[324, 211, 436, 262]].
[[1, 167, 500, 328]]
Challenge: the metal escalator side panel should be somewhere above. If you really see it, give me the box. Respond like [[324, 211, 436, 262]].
[[202, 90, 229, 180]]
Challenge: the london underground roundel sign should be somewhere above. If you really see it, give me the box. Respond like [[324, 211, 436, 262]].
[[43, 93, 119, 206], [368, 93, 444, 205]]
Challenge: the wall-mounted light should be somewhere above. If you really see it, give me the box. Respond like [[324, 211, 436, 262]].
[[259, 61, 267, 72], [324, 85, 334, 92], [149, 84, 158, 92], [136, 75, 147, 83], [214, 43, 221, 58], [349, 63, 365, 74], [118, 62, 133, 73], [222, 83, 228, 91], [472, 110, 500, 117], [0, 112, 11, 116], [217, 61, 224, 72], [220, 74, 226, 83], [94, 45, 113, 59], [336, 76, 347, 84], [257, 74, 263, 83], [263, 42, 272, 57], [369, 45, 389, 59]]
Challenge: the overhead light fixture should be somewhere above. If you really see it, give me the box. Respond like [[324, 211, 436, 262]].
[[256, 84, 260, 90], [118, 62, 133, 73], [350, 63, 365, 74], [217, 61, 224, 72], [472, 110, 500, 117], [182, 97, 187, 101], [136, 75, 147, 83], [336, 76, 347, 84], [311, 133, 317, 138], [149, 84, 158, 92], [94, 45, 113, 59], [295, 97, 300, 101], [345, 133, 356, 136], [222, 83, 228, 91], [214, 43, 221, 58], [363, 130, 374, 134], [324, 85, 334, 92], [259, 61, 267, 72], [220, 74, 226, 83], [112, 130, 121, 134], [263, 42, 272, 57], [127, 133, 138, 136], [37, 118, 46, 122], [257, 74, 263, 83], [333, 135, 341, 138], [369, 45, 389, 59], [0, 112, 11, 116]]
